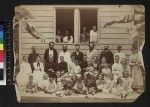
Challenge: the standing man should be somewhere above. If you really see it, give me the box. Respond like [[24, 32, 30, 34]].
[[58, 44, 71, 64], [28, 46, 39, 72], [114, 45, 126, 63], [44, 42, 58, 77], [90, 26, 98, 43], [99, 44, 114, 66], [86, 42, 98, 62], [71, 44, 84, 63]]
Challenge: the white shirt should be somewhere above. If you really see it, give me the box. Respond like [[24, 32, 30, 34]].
[[114, 51, 126, 62], [71, 65, 81, 74], [90, 30, 98, 42], [63, 36, 73, 43], [58, 51, 71, 63], [87, 49, 97, 61], [49, 49, 54, 58]]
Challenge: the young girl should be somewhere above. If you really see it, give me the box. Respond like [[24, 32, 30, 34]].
[[102, 73, 116, 93], [16, 55, 32, 90], [102, 63, 111, 80], [92, 56, 99, 70], [96, 74, 106, 91], [86, 60, 94, 74], [38, 73, 50, 91], [99, 57, 107, 73], [112, 55, 123, 82], [26, 74, 38, 93], [122, 71, 133, 96], [32, 56, 45, 86], [71, 60, 81, 76], [111, 77, 127, 98], [44, 77, 57, 94]]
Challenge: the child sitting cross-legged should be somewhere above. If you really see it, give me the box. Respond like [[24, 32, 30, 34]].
[[37, 73, 50, 91], [102, 73, 116, 93], [44, 76, 57, 94], [102, 63, 111, 80], [72, 74, 87, 95], [26, 74, 38, 93], [96, 74, 106, 91], [111, 77, 127, 98]]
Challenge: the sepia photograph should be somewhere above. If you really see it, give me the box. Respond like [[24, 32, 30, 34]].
[[13, 5, 145, 103]]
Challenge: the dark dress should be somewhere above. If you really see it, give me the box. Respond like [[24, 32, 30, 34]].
[[99, 50, 114, 66], [79, 61, 88, 76], [57, 61, 68, 75], [28, 52, 39, 72]]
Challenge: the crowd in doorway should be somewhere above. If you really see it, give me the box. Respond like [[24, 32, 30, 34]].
[[56, 26, 98, 43]]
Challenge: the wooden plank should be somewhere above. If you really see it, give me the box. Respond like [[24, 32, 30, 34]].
[[99, 34, 130, 39], [21, 21, 54, 28], [98, 11, 132, 17], [99, 39, 133, 45], [21, 43, 132, 50], [21, 38, 54, 43], [27, 16, 54, 22], [21, 49, 132, 56], [21, 32, 54, 39], [99, 28, 128, 34], [98, 5, 132, 12], [98, 23, 132, 28], [21, 27, 54, 33], [22, 5, 54, 11], [28, 10, 54, 17]]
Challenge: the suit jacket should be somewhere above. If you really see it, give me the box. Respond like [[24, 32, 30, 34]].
[[99, 50, 114, 66], [71, 51, 84, 63], [44, 48, 58, 64]]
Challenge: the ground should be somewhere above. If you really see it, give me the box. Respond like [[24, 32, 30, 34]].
[[16, 86, 140, 103]]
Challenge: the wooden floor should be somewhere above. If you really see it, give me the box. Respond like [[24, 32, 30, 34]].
[[17, 91, 140, 103]]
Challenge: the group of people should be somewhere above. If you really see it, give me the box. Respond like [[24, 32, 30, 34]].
[[16, 42, 144, 98], [56, 26, 98, 43]]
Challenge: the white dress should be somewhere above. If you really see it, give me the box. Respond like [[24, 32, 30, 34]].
[[114, 52, 126, 63], [32, 62, 45, 85], [58, 51, 71, 64], [16, 62, 32, 88], [112, 63, 123, 81], [90, 30, 98, 43], [63, 36, 73, 43]]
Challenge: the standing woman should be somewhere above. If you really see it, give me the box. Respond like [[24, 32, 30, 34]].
[[63, 30, 73, 43], [129, 47, 144, 93], [33, 55, 45, 86], [16, 55, 32, 90]]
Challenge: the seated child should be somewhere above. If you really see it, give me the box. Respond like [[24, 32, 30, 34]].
[[71, 60, 81, 75], [73, 75, 87, 94], [102, 63, 112, 80], [96, 74, 106, 91], [44, 77, 57, 94], [56, 71, 64, 91], [86, 60, 94, 74], [112, 55, 123, 82], [122, 71, 133, 95], [83, 73, 97, 95], [102, 73, 116, 93], [38, 73, 50, 91], [92, 56, 99, 70], [111, 77, 127, 98], [26, 74, 38, 93], [99, 57, 108, 72]]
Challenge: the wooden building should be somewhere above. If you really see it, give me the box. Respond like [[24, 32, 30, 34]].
[[19, 5, 134, 63]]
